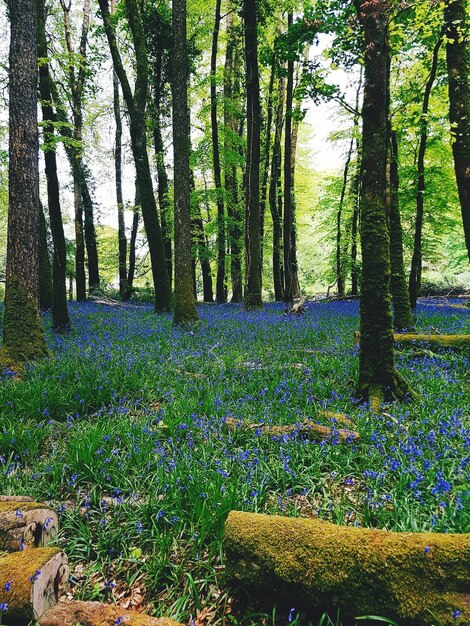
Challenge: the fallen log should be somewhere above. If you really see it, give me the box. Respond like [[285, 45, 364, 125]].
[[224, 512, 470, 626], [224, 418, 359, 443], [354, 331, 470, 348], [0, 500, 58, 551], [39, 601, 184, 626], [0, 548, 69, 624]]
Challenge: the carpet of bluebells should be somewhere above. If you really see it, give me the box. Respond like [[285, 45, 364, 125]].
[[0, 299, 468, 625]]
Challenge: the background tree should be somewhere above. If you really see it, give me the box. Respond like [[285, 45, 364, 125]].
[[2, 0, 48, 365]]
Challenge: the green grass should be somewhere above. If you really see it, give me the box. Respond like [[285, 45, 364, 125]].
[[0, 299, 468, 625]]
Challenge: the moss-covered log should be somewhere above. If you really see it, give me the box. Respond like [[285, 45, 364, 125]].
[[394, 333, 470, 348], [224, 418, 359, 443], [0, 500, 58, 551], [0, 548, 68, 624], [39, 601, 184, 626], [224, 511, 470, 626]]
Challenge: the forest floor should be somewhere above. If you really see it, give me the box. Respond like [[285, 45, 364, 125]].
[[0, 298, 468, 625]]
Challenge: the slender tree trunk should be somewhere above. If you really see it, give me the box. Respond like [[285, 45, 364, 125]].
[[2, 0, 48, 365], [111, 0, 127, 299], [269, 71, 285, 301], [153, 52, 173, 290], [98, 0, 171, 312], [74, 179, 86, 301], [224, 9, 243, 302], [38, 203, 53, 311], [355, 0, 411, 404], [444, 0, 470, 261], [191, 194, 214, 303], [260, 55, 275, 267], [243, 0, 263, 309], [350, 142, 361, 297], [211, 0, 226, 303], [123, 183, 140, 301], [409, 34, 441, 309], [172, 0, 199, 325], [388, 132, 414, 330], [37, 0, 70, 329]]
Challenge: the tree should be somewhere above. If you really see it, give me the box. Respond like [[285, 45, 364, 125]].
[[2, 0, 48, 365], [38, 0, 71, 330], [243, 0, 263, 310], [98, 0, 171, 312], [444, 0, 470, 261], [355, 0, 411, 405], [172, 0, 199, 325]]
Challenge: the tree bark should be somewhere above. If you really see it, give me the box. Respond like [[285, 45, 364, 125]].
[[444, 0, 470, 261], [409, 33, 442, 309], [355, 0, 412, 405], [388, 131, 414, 330], [350, 140, 361, 297], [260, 55, 275, 268], [211, 0, 227, 303], [123, 183, 140, 301], [172, 0, 199, 325], [38, 203, 53, 312], [98, 0, 171, 312], [2, 0, 48, 366], [243, 0, 263, 310], [38, 0, 70, 330]]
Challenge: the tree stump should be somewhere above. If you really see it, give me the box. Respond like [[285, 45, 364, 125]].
[[0, 500, 58, 551], [39, 601, 184, 626], [0, 548, 69, 624], [224, 511, 470, 626]]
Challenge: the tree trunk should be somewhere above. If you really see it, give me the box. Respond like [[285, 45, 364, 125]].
[[224, 9, 243, 302], [2, 0, 48, 366], [38, 0, 70, 330], [269, 71, 285, 301], [444, 0, 470, 261], [260, 55, 275, 268], [355, 0, 412, 405], [243, 0, 263, 310], [98, 0, 171, 312], [388, 131, 414, 330], [191, 200, 214, 303], [409, 33, 441, 309], [123, 183, 140, 301], [172, 0, 199, 325], [211, 0, 227, 303], [153, 52, 173, 291], [38, 203, 53, 312], [350, 141, 361, 297]]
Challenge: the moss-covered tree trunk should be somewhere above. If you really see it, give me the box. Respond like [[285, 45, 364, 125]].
[[355, 0, 411, 404], [172, 0, 199, 325], [409, 33, 441, 309], [444, 0, 470, 261], [38, 204, 53, 312], [224, 9, 243, 303], [2, 0, 48, 366], [38, 0, 70, 330], [98, 0, 171, 312], [388, 132, 414, 330], [243, 0, 263, 310], [269, 70, 285, 302]]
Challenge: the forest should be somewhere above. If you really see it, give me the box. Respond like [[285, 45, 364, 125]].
[[0, 0, 469, 625]]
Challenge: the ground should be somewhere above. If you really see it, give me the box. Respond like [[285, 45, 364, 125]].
[[0, 298, 468, 625]]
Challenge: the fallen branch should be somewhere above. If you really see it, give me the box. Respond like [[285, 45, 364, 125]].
[[224, 511, 470, 626], [39, 600, 184, 626], [0, 548, 68, 624], [224, 417, 359, 443], [354, 331, 470, 348], [0, 500, 58, 551]]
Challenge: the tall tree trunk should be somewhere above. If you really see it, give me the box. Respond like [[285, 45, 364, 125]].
[[2, 0, 48, 365], [260, 54, 275, 267], [444, 0, 470, 261], [355, 0, 411, 404], [38, 0, 70, 330], [38, 203, 53, 312], [123, 183, 140, 301], [153, 52, 173, 290], [269, 71, 285, 301], [388, 132, 414, 330], [224, 9, 243, 302], [409, 34, 441, 309], [61, 0, 100, 293], [211, 0, 226, 303], [98, 0, 171, 312], [191, 195, 214, 303], [350, 142, 361, 297], [172, 0, 199, 324], [111, 0, 127, 299], [74, 178, 86, 301], [243, 0, 263, 310]]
